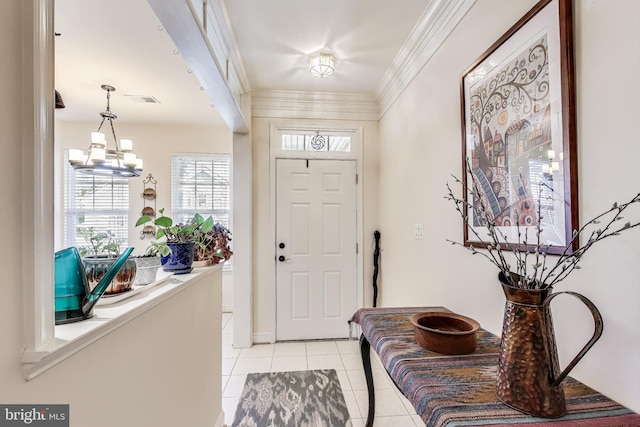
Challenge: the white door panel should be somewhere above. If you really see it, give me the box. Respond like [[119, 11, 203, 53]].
[[276, 159, 357, 340]]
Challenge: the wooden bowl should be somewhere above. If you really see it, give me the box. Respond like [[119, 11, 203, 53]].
[[409, 312, 480, 355]]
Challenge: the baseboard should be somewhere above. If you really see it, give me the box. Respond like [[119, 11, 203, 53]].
[[252, 331, 275, 344]]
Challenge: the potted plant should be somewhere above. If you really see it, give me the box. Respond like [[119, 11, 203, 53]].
[[191, 213, 215, 267], [131, 242, 165, 286], [135, 209, 213, 274], [78, 228, 137, 295], [193, 222, 233, 266], [208, 223, 233, 264]]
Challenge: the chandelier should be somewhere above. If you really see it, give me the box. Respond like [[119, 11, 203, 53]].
[[309, 52, 335, 78], [68, 84, 143, 177]]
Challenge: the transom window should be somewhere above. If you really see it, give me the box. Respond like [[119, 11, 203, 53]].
[[282, 133, 351, 152]]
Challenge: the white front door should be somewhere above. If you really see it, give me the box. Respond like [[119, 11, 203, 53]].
[[276, 158, 357, 340]]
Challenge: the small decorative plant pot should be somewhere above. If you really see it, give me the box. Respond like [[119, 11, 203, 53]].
[[83, 256, 137, 295], [161, 242, 195, 274], [192, 259, 212, 268], [132, 256, 161, 285]]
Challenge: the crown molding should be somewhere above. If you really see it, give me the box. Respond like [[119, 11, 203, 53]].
[[252, 90, 379, 122], [250, 1, 474, 122], [375, 0, 476, 118]]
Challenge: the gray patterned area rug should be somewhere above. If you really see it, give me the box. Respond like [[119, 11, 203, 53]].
[[232, 369, 351, 427]]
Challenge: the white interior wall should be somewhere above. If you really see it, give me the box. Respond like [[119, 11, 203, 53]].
[[250, 116, 379, 342], [1, 2, 225, 424], [55, 121, 235, 311], [377, 0, 640, 413]]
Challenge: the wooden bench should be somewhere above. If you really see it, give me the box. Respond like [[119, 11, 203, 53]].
[[351, 306, 640, 427]]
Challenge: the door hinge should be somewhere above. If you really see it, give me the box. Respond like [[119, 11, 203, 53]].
[[356, 243, 359, 254], [356, 174, 358, 184]]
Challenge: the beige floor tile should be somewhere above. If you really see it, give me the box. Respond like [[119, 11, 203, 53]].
[[337, 339, 360, 354], [220, 316, 419, 427], [395, 387, 417, 414], [270, 355, 308, 372], [341, 353, 365, 371], [223, 374, 248, 398], [221, 358, 236, 376], [371, 415, 417, 426], [307, 354, 345, 371], [273, 341, 307, 357], [221, 396, 239, 426], [222, 314, 233, 330], [238, 343, 274, 358], [411, 414, 426, 426], [336, 369, 352, 392], [306, 340, 339, 355], [221, 341, 242, 358], [231, 357, 272, 375], [353, 388, 409, 417], [346, 367, 394, 391], [342, 389, 361, 419]]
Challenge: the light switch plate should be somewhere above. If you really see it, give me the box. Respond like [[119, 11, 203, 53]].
[[414, 223, 424, 240]]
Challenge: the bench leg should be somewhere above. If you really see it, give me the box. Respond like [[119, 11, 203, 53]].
[[360, 333, 375, 427]]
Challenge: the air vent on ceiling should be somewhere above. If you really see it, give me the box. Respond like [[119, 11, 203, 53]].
[[125, 95, 161, 104]]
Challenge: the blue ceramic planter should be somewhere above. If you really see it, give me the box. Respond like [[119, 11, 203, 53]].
[[161, 242, 195, 274]]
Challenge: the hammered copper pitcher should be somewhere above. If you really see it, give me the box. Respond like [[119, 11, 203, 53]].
[[496, 272, 603, 418]]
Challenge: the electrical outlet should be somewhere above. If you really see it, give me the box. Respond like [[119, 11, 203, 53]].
[[414, 223, 424, 240]]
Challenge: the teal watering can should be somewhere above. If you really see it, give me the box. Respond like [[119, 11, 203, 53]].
[[54, 247, 134, 325]]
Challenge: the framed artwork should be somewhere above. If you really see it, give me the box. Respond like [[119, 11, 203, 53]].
[[460, 0, 577, 255]]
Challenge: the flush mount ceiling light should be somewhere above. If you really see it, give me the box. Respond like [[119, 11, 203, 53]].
[[309, 52, 335, 78], [68, 85, 143, 178]]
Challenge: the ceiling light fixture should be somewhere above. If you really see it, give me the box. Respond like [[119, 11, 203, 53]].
[[309, 52, 335, 78], [68, 84, 143, 178]]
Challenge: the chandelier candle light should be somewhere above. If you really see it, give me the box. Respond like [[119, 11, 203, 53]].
[[68, 84, 143, 177]]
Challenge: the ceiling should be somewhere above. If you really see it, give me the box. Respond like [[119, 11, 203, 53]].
[[54, 0, 430, 127]]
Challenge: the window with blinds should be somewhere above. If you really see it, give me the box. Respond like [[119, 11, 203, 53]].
[[171, 153, 231, 231], [63, 152, 130, 253]]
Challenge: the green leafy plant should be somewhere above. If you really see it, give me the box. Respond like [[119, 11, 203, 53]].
[[194, 223, 233, 263], [211, 223, 233, 262], [135, 209, 214, 257], [77, 227, 121, 258], [143, 241, 171, 257], [446, 163, 640, 290]]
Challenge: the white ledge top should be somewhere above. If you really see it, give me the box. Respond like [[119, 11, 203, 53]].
[[22, 265, 222, 380]]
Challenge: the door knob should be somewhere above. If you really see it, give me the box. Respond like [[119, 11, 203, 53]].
[[278, 255, 286, 262], [279, 242, 286, 249]]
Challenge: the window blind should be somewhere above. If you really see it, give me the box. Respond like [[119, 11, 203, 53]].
[[63, 151, 130, 253], [171, 155, 231, 225], [171, 154, 232, 268]]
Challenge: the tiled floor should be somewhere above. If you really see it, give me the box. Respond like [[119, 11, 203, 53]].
[[221, 313, 426, 427]]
